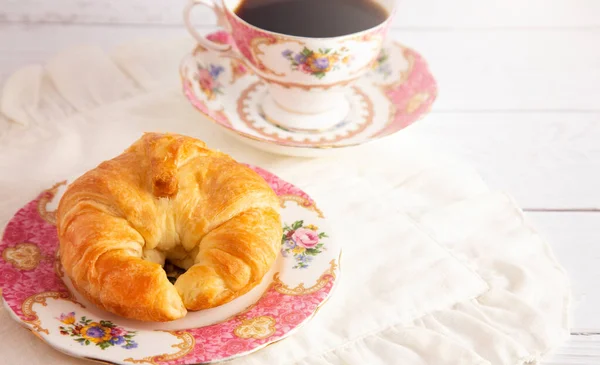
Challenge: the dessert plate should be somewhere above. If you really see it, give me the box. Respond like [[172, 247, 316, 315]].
[[180, 31, 437, 157], [0, 166, 340, 365]]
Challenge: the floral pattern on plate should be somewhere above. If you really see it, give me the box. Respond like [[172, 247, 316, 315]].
[[372, 48, 392, 79], [281, 221, 328, 269], [195, 63, 225, 100], [58, 312, 138, 350]]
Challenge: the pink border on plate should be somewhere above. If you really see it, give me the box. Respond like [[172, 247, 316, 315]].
[[0, 166, 337, 364], [374, 46, 438, 138]]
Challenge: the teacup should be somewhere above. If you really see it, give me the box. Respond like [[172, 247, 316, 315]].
[[184, 0, 395, 131]]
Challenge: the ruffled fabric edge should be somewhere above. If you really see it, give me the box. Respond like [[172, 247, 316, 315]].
[[295, 192, 569, 365]]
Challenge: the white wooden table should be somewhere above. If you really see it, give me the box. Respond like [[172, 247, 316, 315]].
[[1, 0, 599, 363]]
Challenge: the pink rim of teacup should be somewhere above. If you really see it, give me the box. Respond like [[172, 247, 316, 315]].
[[181, 31, 438, 150], [0, 166, 340, 365]]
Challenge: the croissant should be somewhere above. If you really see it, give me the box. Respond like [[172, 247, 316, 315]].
[[56, 133, 282, 321]]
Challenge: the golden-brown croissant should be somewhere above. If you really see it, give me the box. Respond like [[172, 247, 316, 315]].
[[56, 133, 282, 321]]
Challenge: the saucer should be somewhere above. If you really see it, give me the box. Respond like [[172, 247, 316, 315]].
[[180, 31, 437, 157], [0, 166, 340, 365]]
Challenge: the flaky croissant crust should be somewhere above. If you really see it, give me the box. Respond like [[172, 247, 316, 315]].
[[56, 133, 282, 321]]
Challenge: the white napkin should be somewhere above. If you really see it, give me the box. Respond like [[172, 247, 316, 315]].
[[0, 39, 569, 365], [414, 192, 570, 360], [287, 192, 569, 365]]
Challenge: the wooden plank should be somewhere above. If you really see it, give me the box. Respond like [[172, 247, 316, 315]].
[[0, 0, 599, 28], [525, 212, 600, 363], [394, 0, 600, 28], [526, 212, 600, 331], [544, 334, 600, 364], [1, 25, 599, 110], [0, 24, 188, 55], [0, 24, 189, 84], [397, 29, 600, 111], [412, 113, 600, 210]]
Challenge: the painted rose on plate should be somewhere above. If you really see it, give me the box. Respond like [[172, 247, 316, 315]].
[[282, 221, 327, 269], [292, 228, 319, 249]]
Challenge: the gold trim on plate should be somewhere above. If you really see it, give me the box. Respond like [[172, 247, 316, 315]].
[[2, 242, 46, 270], [237, 82, 374, 146], [233, 315, 276, 339], [123, 330, 196, 365], [20, 291, 82, 334], [37, 180, 67, 225], [378, 46, 415, 90], [272, 259, 337, 296], [261, 75, 359, 91], [279, 195, 325, 219]]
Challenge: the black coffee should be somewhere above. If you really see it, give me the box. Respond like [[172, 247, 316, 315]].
[[234, 0, 389, 38]]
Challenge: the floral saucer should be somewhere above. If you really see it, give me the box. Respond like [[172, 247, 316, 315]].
[[181, 31, 437, 157], [0, 166, 340, 365]]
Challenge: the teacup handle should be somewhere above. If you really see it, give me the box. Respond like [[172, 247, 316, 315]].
[[183, 0, 235, 53]]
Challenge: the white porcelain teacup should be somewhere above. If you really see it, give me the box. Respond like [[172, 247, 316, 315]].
[[184, 0, 395, 131]]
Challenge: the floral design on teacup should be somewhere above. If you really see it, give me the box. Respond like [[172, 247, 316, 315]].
[[281, 47, 352, 79], [194, 63, 225, 100], [281, 221, 327, 269], [58, 313, 138, 350]]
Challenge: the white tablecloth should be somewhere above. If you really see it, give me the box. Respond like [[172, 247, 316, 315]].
[[0, 38, 569, 365]]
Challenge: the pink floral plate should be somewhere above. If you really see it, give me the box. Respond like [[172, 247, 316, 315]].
[[0, 166, 340, 365], [180, 31, 437, 157]]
